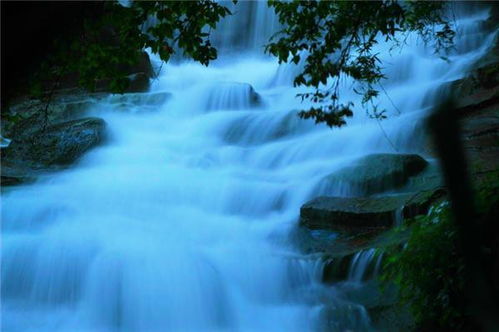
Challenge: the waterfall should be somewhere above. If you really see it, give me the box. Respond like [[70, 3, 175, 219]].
[[347, 249, 377, 283], [210, 1, 280, 53], [1, 4, 496, 332], [346, 249, 384, 283]]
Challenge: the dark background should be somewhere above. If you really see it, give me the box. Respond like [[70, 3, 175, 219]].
[[1, 1, 104, 106]]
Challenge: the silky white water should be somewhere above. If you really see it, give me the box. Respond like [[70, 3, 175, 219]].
[[1, 3, 495, 331]]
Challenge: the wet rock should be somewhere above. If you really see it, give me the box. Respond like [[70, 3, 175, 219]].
[[2, 94, 105, 137], [319, 153, 429, 196], [453, 61, 499, 176], [106, 91, 171, 111], [2, 118, 105, 172], [0, 163, 36, 187], [299, 189, 445, 232], [401, 162, 444, 192], [461, 110, 499, 174]]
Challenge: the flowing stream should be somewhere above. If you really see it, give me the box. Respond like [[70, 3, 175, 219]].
[[1, 3, 495, 331]]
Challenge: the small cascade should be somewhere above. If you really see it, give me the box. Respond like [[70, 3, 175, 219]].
[[1, 135, 12, 148], [347, 249, 379, 283], [211, 1, 281, 53], [394, 206, 404, 227], [374, 252, 384, 276], [203, 82, 262, 111]]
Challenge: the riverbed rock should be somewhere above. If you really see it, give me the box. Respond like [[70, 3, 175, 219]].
[[1, 117, 106, 184], [319, 153, 429, 196], [300, 189, 445, 232]]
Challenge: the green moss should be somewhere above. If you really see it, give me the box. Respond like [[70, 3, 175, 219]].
[[379, 173, 499, 330], [380, 202, 467, 329]]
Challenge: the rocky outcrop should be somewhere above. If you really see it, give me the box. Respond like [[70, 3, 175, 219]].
[[1, 117, 106, 186], [454, 62, 499, 177], [2, 94, 106, 138], [300, 189, 445, 232], [3, 90, 171, 138], [319, 153, 429, 196]]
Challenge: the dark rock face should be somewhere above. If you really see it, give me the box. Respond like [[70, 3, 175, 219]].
[[1, 117, 106, 185], [126, 73, 151, 93], [454, 62, 499, 177], [300, 190, 444, 232], [125, 51, 154, 79], [94, 52, 154, 93], [320, 153, 429, 196]]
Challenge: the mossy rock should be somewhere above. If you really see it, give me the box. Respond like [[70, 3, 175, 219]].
[[2, 117, 106, 184]]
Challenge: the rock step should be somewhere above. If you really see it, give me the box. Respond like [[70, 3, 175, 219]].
[[318, 153, 429, 196], [1, 117, 106, 186], [300, 190, 445, 232]]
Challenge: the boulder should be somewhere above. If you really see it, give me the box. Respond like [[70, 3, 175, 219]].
[[2, 117, 106, 184], [299, 189, 445, 232], [401, 162, 444, 192], [125, 73, 151, 93], [123, 51, 154, 79], [0, 163, 36, 187], [1, 90, 110, 138], [319, 153, 429, 196]]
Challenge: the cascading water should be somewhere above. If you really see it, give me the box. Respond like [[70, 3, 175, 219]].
[[1, 3, 496, 331], [347, 249, 379, 284]]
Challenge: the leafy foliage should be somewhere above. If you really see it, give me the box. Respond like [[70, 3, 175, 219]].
[[377, 168, 499, 330], [381, 201, 468, 329], [30, 0, 455, 126], [266, 1, 455, 127], [133, 1, 232, 65], [36, 1, 233, 94]]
